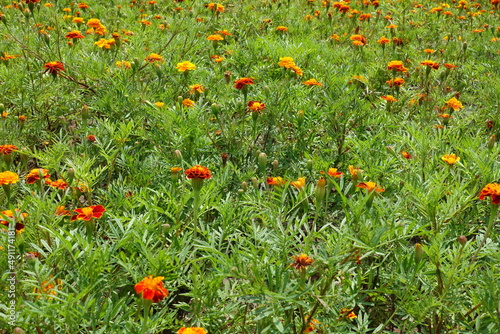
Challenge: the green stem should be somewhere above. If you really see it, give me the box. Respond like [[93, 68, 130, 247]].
[[193, 189, 201, 239], [470, 203, 498, 265]]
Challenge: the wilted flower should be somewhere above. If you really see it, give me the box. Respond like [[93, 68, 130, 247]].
[[135, 275, 169, 303], [441, 154, 460, 165], [478, 183, 500, 205]]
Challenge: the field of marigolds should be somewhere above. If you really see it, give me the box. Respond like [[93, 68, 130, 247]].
[[0, 0, 499, 333]]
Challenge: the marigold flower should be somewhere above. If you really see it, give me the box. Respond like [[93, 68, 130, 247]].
[[94, 38, 115, 49], [134, 275, 169, 303], [0, 145, 18, 155], [443, 63, 456, 69], [185, 165, 212, 180], [445, 97, 463, 111], [207, 34, 223, 41], [350, 34, 367, 45], [86, 18, 102, 28], [182, 99, 195, 107], [0, 210, 27, 233], [324, 168, 343, 178], [386, 77, 405, 87], [356, 182, 385, 192], [234, 77, 254, 89], [247, 101, 265, 113], [290, 254, 314, 271], [347, 311, 357, 319], [278, 57, 296, 68], [176, 61, 196, 72], [48, 179, 69, 190], [302, 78, 322, 86], [70, 205, 106, 221], [276, 26, 288, 32], [73, 17, 84, 24], [171, 167, 182, 174], [381, 95, 398, 102], [65, 30, 85, 39], [144, 53, 163, 63], [116, 60, 131, 69], [377, 36, 391, 44], [266, 177, 286, 186], [26, 168, 50, 184], [387, 60, 408, 72], [401, 151, 411, 160], [423, 49, 435, 54], [302, 318, 320, 334], [420, 60, 439, 69], [43, 61, 65, 75], [189, 84, 205, 94], [211, 55, 225, 62], [441, 154, 460, 165], [0, 171, 19, 185], [55, 205, 71, 216], [292, 66, 303, 76], [291, 177, 306, 189], [478, 183, 500, 205], [177, 328, 207, 334]]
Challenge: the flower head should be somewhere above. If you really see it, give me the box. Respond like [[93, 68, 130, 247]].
[[94, 38, 116, 49], [276, 26, 288, 32], [207, 34, 223, 41], [189, 84, 205, 94], [441, 154, 460, 165], [43, 61, 65, 75], [291, 177, 306, 189], [26, 168, 50, 184], [478, 183, 500, 205], [387, 60, 408, 72], [182, 99, 195, 107], [350, 34, 367, 46], [445, 97, 463, 111], [47, 179, 69, 190], [381, 95, 398, 102], [302, 78, 322, 87], [144, 53, 163, 63], [176, 61, 196, 72], [290, 254, 314, 271], [356, 182, 385, 192], [134, 275, 169, 303], [0, 210, 27, 233], [247, 101, 266, 113], [0, 171, 19, 185], [177, 328, 208, 334], [234, 77, 254, 89], [267, 177, 286, 186], [65, 30, 85, 39], [70, 205, 106, 221], [185, 165, 212, 179], [324, 168, 343, 178], [420, 60, 439, 70], [278, 57, 296, 68]]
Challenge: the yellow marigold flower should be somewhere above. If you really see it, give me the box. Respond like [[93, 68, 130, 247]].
[[177, 328, 207, 334], [94, 38, 115, 49], [176, 61, 196, 72], [185, 165, 212, 179], [0, 171, 19, 185], [290, 254, 314, 271], [73, 17, 84, 24], [292, 66, 303, 76], [276, 26, 288, 32], [116, 60, 131, 69], [278, 57, 296, 68], [171, 167, 182, 174], [445, 97, 463, 111], [87, 18, 102, 28], [325, 168, 343, 178], [441, 154, 460, 165], [189, 84, 204, 94], [356, 181, 385, 192], [247, 101, 265, 113], [478, 183, 500, 205], [154, 102, 164, 108], [291, 177, 306, 189], [182, 99, 195, 107], [207, 34, 223, 41], [145, 53, 163, 63], [302, 78, 322, 86]]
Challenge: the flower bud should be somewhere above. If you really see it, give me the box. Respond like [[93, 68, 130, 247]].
[[177, 96, 183, 105], [251, 177, 258, 189], [241, 181, 248, 192], [13, 328, 25, 334], [458, 235, 467, 246], [0, 103, 5, 113], [315, 177, 327, 203], [174, 150, 182, 163], [258, 152, 267, 173], [306, 159, 313, 173], [297, 110, 304, 128], [81, 104, 89, 121], [211, 103, 220, 117], [414, 243, 423, 265], [221, 152, 228, 167], [272, 160, 279, 173], [487, 134, 496, 150], [67, 168, 75, 182]]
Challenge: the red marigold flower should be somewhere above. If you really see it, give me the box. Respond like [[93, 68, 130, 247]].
[[290, 254, 314, 271], [323, 168, 343, 178], [134, 275, 169, 303], [26, 168, 50, 184], [401, 151, 411, 160], [43, 61, 65, 75], [234, 77, 254, 89], [479, 183, 500, 205], [70, 205, 106, 221], [185, 165, 212, 179], [0, 145, 18, 155], [0, 210, 27, 233], [65, 30, 85, 39], [247, 101, 266, 113]]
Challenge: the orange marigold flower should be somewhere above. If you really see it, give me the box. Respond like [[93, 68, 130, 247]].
[[216, 29, 231, 36], [248, 101, 266, 113], [185, 165, 212, 179], [386, 24, 398, 29], [302, 318, 320, 334], [438, 114, 453, 119], [266, 177, 286, 186], [420, 60, 439, 69], [134, 275, 169, 303], [0, 145, 18, 155], [445, 97, 463, 111], [302, 78, 322, 86], [26, 168, 50, 184], [176, 61, 196, 72], [182, 99, 195, 107], [0, 210, 27, 233], [94, 38, 115, 49], [65, 30, 85, 39], [70, 205, 106, 221], [356, 182, 385, 192], [423, 49, 435, 53], [55, 205, 71, 216], [377, 36, 391, 44], [116, 60, 131, 69], [144, 53, 163, 63], [171, 167, 183, 174], [292, 66, 303, 76], [177, 328, 208, 334], [325, 168, 343, 178], [359, 13, 373, 21], [189, 84, 205, 94], [350, 34, 367, 45], [234, 77, 254, 89], [386, 77, 405, 87], [387, 60, 408, 72], [291, 177, 306, 189], [381, 95, 398, 102], [73, 17, 84, 24], [278, 56, 296, 68], [86, 18, 103, 28], [207, 34, 224, 41], [210, 55, 225, 62], [290, 254, 314, 271], [441, 154, 460, 165], [478, 183, 500, 205], [347, 311, 358, 319], [276, 26, 288, 31], [48, 179, 69, 190], [43, 61, 65, 75], [0, 171, 19, 185], [401, 151, 411, 159]]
